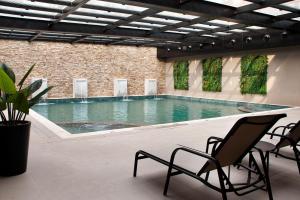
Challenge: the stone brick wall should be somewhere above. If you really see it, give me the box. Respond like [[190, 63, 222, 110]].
[[0, 40, 165, 98]]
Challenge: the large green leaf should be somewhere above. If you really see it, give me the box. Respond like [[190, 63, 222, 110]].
[[18, 64, 35, 89], [29, 86, 53, 107], [22, 79, 42, 97], [0, 63, 16, 83], [10, 92, 29, 114], [0, 68, 16, 94], [0, 97, 6, 111]]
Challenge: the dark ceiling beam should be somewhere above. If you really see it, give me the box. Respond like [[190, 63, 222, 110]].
[[50, 0, 90, 24], [111, 0, 299, 32], [29, 31, 43, 42], [0, 16, 183, 42], [103, 9, 159, 32], [30, 0, 89, 41], [71, 35, 90, 43], [157, 32, 300, 59]]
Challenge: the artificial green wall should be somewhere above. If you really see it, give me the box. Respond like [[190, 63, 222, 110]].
[[240, 55, 268, 95], [202, 57, 222, 92], [173, 60, 189, 90]]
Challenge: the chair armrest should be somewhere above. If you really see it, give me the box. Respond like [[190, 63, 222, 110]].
[[206, 136, 223, 154], [271, 123, 294, 135], [266, 132, 296, 146], [169, 146, 220, 169]]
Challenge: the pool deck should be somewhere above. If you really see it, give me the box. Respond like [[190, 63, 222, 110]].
[[0, 108, 299, 200]]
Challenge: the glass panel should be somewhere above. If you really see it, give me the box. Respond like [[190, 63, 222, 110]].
[[119, 25, 151, 30], [293, 17, 300, 21], [192, 23, 219, 29], [281, 1, 300, 10], [67, 14, 118, 22], [157, 11, 198, 20], [230, 29, 248, 33], [76, 8, 131, 18], [143, 16, 181, 24], [130, 21, 165, 28], [177, 27, 203, 32], [166, 41, 181, 44], [255, 7, 291, 16], [86, 0, 148, 12], [165, 30, 189, 34], [209, 19, 237, 26], [214, 32, 232, 35], [246, 26, 266, 30], [61, 20, 108, 26], [202, 34, 217, 38], [0, 0, 67, 10], [0, 13, 52, 21], [0, 5, 58, 16], [204, 0, 251, 7]]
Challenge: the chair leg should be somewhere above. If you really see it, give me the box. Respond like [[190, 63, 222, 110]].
[[217, 169, 227, 200], [133, 152, 140, 177], [163, 165, 173, 195], [259, 151, 273, 200], [293, 146, 300, 174]]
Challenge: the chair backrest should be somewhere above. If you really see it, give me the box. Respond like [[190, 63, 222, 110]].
[[276, 121, 300, 148], [199, 114, 286, 173]]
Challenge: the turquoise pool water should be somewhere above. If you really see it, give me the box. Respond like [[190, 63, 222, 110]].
[[32, 95, 288, 134]]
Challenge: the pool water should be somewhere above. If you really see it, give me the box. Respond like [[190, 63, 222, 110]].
[[32, 95, 288, 134]]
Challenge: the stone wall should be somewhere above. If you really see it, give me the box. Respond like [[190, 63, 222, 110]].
[[0, 40, 165, 98], [165, 46, 300, 106]]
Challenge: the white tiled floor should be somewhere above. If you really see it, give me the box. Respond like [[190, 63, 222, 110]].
[[0, 108, 299, 200]]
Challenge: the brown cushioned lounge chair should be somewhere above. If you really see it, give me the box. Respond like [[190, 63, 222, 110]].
[[208, 120, 300, 174], [133, 114, 286, 200], [266, 120, 300, 173]]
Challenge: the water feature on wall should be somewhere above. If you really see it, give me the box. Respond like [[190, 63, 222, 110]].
[[114, 79, 128, 97], [73, 79, 88, 101], [144, 79, 157, 95]]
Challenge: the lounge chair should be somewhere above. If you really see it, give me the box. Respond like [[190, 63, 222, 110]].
[[133, 114, 286, 200], [266, 121, 300, 174]]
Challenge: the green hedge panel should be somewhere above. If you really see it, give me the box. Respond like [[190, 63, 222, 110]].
[[173, 60, 189, 90], [202, 57, 222, 92], [240, 55, 268, 95]]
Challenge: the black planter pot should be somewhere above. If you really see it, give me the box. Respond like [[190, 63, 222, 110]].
[[0, 121, 31, 176]]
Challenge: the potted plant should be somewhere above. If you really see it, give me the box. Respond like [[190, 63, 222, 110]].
[[0, 63, 53, 176]]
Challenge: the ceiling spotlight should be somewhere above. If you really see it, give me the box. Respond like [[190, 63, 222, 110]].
[[199, 43, 203, 48], [167, 48, 171, 52], [230, 39, 236, 45], [188, 45, 192, 49], [178, 46, 182, 50], [211, 41, 215, 46], [263, 34, 271, 42], [281, 31, 288, 39], [245, 36, 252, 43]]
